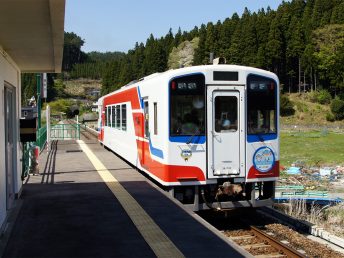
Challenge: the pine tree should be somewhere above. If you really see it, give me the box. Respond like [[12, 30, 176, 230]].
[[286, 16, 305, 92], [241, 9, 258, 66], [205, 22, 216, 61], [193, 24, 207, 65], [331, 1, 344, 23], [266, 16, 283, 74], [228, 21, 243, 64]]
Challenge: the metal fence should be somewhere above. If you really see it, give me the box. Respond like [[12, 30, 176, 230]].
[[21, 142, 32, 180], [36, 126, 47, 150], [21, 122, 81, 180], [50, 123, 80, 140], [21, 126, 47, 180]]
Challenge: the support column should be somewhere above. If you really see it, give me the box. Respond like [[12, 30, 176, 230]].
[[36, 74, 41, 129]]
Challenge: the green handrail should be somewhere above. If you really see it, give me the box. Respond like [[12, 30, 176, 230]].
[[22, 125, 47, 180], [21, 142, 31, 180], [281, 191, 328, 197], [36, 126, 47, 150], [276, 185, 305, 190]]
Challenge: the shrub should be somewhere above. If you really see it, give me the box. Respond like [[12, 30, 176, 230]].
[[309, 90, 332, 104], [316, 90, 332, 104], [295, 101, 309, 112], [48, 99, 74, 116], [280, 95, 295, 116], [308, 91, 318, 103], [338, 92, 344, 101], [326, 112, 335, 122], [330, 97, 344, 120]]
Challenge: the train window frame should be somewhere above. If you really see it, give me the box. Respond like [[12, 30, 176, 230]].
[[144, 99, 149, 139], [111, 105, 116, 128], [116, 105, 121, 129], [104, 106, 107, 127], [214, 96, 238, 133], [154, 102, 157, 135], [247, 74, 277, 137], [169, 73, 206, 139], [121, 104, 127, 131], [106, 106, 110, 127]]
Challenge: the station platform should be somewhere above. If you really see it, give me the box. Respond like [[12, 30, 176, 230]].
[[1, 139, 250, 258]]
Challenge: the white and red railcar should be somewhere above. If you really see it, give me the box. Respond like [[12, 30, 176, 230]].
[[97, 64, 279, 210]]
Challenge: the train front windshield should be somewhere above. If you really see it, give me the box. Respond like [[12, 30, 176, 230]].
[[247, 75, 277, 135], [170, 74, 205, 136]]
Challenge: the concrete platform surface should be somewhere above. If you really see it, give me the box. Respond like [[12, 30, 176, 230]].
[[2, 139, 247, 258]]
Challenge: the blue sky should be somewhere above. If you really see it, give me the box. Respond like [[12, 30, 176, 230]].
[[65, 0, 285, 53]]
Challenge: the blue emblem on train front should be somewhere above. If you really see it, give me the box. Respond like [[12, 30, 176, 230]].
[[253, 147, 275, 173]]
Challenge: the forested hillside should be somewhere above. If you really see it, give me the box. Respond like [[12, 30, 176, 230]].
[[21, 0, 344, 102], [98, 0, 344, 95]]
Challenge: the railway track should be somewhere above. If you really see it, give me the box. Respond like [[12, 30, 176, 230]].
[[198, 209, 344, 258], [226, 224, 306, 258]]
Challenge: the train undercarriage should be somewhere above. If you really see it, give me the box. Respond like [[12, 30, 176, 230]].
[[169, 180, 275, 211]]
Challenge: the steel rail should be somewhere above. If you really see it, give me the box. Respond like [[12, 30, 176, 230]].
[[250, 225, 307, 258]]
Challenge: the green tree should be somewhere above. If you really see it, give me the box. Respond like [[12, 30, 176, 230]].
[[331, 1, 344, 23], [193, 24, 207, 65], [228, 22, 243, 64], [241, 9, 258, 66], [266, 16, 283, 74], [62, 32, 86, 71], [205, 22, 216, 61], [21, 74, 37, 105], [313, 24, 344, 91]]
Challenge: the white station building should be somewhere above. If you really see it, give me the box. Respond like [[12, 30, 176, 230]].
[[0, 0, 65, 230]]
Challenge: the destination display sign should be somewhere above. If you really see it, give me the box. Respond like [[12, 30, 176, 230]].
[[249, 81, 275, 92]]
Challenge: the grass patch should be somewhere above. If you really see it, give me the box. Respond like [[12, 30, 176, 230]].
[[280, 131, 344, 167], [280, 93, 344, 127], [274, 202, 344, 238]]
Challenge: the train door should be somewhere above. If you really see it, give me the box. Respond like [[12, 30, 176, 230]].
[[98, 103, 104, 141], [142, 99, 149, 167], [4, 85, 15, 210], [207, 86, 241, 178]]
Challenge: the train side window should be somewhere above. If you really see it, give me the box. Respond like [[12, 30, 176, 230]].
[[144, 100, 149, 138], [122, 104, 127, 131], [104, 106, 107, 126], [154, 102, 157, 135], [116, 105, 121, 129], [111, 106, 116, 127], [106, 106, 110, 127]]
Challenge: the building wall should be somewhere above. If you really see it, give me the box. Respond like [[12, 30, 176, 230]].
[[0, 48, 22, 230]]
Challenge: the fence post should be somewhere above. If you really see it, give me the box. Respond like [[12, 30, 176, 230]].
[[46, 105, 50, 152]]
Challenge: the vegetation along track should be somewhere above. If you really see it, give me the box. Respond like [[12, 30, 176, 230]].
[[198, 209, 344, 258]]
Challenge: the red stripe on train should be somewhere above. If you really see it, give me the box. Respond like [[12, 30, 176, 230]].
[[247, 161, 280, 179], [136, 139, 205, 183], [132, 113, 144, 138], [103, 87, 141, 109]]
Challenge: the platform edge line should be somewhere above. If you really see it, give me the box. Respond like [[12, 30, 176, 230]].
[[77, 140, 184, 258]]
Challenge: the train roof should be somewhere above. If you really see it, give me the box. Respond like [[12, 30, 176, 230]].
[[100, 64, 279, 99]]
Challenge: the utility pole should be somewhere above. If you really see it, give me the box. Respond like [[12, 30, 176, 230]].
[[36, 73, 41, 129]]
